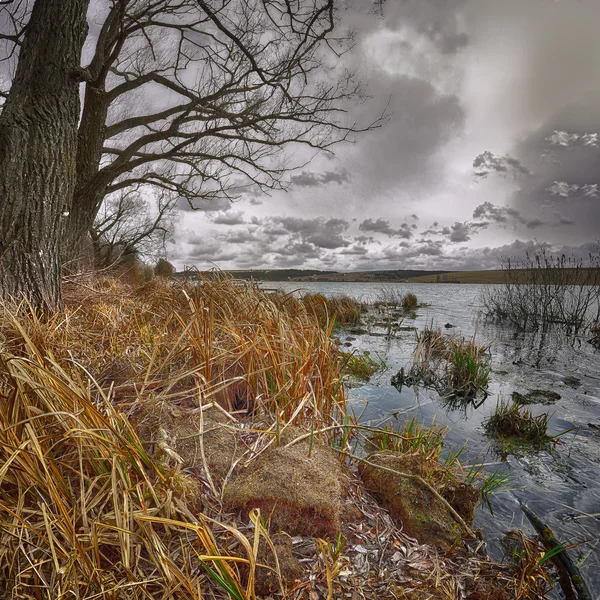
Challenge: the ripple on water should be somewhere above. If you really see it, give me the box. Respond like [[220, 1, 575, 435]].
[[267, 281, 600, 596]]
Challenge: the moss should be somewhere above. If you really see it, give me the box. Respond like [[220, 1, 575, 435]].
[[466, 579, 514, 600], [223, 432, 348, 538], [359, 452, 477, 550]]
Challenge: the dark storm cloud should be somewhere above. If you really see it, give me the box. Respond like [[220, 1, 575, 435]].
[[273, 216, 344, 234], [472, 202, 547, 230], [340, 244, 369, 256], [290, 170, 350, 187], [444, 222, 473, 243], [358, 218, 412, 239], [348, 74, 464, 193], [472, 0, 600, 246], [354, 235, 377, 245], [421, 220, 487, 242], [506, 88, 600, 242], [305, 233, 350, 250], [183, 235, 239, 263], [269, 217, 351, 249], [220, 229, 260, 244], [472, 151, 530, 180]]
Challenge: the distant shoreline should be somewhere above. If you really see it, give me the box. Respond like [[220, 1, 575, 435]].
[[176, 268, 600, 285]]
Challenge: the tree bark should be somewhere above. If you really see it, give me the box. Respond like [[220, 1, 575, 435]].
[[0, 0, 90, 310], [66, 85, 111, 265]]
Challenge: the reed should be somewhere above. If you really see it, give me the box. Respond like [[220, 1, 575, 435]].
[[402, 292, 418, 312], [399, 326, 491, 397], [0, 272, 353, 598], [484, 399, 553, 446], [301, 292, 366, 328], [0, 273, 523, 599], [0, 344, 258, 599]]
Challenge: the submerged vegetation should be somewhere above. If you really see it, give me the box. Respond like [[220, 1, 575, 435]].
[[393, 326, 491, 398], [341, 349, 386, 381]]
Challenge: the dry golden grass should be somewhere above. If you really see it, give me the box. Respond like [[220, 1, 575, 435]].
[[0, 272, 351, 599], [0, 272, 552, 599], [301, 292, 366, 328], [0, 273, 347, 427]]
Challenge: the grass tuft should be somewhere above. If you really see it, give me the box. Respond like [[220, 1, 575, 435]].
[[341, 350, 385, 381], [395, 326, 491, 398], [484, 399, 553, 446], [365, 417, 505, 513], [402, 292, 418, 312]]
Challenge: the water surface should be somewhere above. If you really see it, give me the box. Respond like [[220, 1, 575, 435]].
[[267, 281, 600, 596]]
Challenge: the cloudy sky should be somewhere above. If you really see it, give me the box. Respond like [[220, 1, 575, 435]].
[[171, 0, 600, 272]]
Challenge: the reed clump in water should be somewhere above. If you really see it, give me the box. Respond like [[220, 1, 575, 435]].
[[373, 289, 421, 315], [484, 399, 554, 447], [395, 326, 491, 398], [481, 247, 600, 334], [402, 292, 418, 312], [341, 349, 385, 381]]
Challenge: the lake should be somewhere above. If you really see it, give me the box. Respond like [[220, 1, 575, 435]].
[[264, 281, 600, 597]]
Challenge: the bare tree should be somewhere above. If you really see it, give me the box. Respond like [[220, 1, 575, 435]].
[[69, 0, 379, 258], [0, 0, 380, 309], [89, 187, 177, 267]]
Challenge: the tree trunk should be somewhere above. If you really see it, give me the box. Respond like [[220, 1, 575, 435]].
[[66, 3, 121, 266], [65, 85, 111, 268], [0, 0, 90, 311]]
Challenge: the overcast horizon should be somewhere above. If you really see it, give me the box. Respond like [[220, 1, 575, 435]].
[[166, 0, 600, 272]]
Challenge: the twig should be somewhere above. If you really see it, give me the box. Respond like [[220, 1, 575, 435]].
[[337, 450, 476, 539]]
